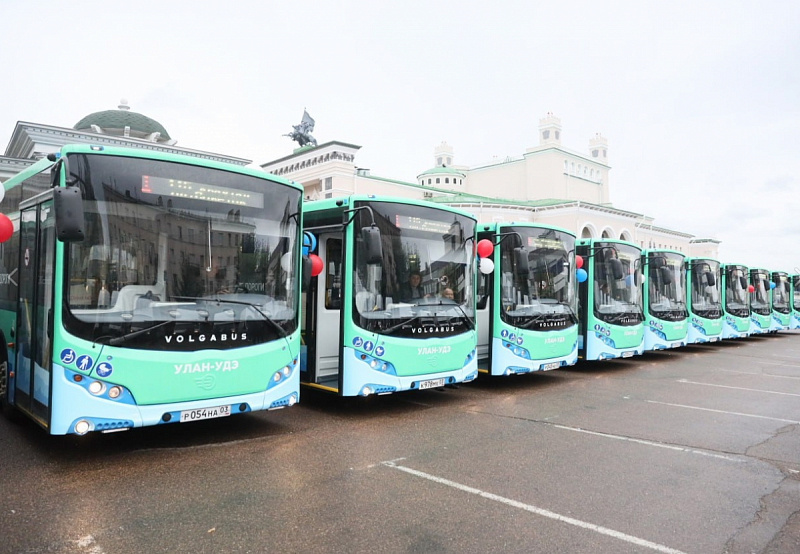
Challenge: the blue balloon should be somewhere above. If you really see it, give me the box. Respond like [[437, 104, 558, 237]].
[[576, 268, 588, 283], [303, 231, 317, 252], [769, 281, 776, 290]]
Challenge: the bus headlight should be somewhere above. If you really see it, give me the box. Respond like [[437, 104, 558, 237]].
[[88, 381, 105, 395], [288, 394, 297, 406], [74, 420, 91, 435], [370, 360, 378, 369], [108, 386, 122, 399], [282, 365, 291, 377], [273, 373, 282, 382]]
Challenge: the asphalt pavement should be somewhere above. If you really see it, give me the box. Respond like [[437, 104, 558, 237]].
[[1, 332, 799, 554]]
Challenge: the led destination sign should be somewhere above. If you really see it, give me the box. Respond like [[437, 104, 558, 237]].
[[394, 214, 455, 234], [141, 176, 264, 208]]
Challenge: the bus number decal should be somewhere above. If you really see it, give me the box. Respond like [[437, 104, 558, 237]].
[[174, 361, 240, 374]]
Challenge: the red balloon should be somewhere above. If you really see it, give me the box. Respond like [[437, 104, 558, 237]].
[[0, 214, 12, 243], [575, 255, 584, 269], [747, 285, 755, 293], [309, 254, 324, 277], [476, 239, 494, 258]]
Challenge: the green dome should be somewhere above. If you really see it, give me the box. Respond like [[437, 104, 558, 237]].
[[417, 165, 465, 179], [74, 105, 171, 140]]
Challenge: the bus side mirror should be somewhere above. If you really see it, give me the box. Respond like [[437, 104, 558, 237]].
[[54, 186, 85, 242], [513, 247, 529, 275], [609, 258, 624, 280], [361, 225, 383, 264], [302, 256, 312, 290], [705, 271, 716, 287], [739, 276, 748, 290], [659, 266, 673, 285]]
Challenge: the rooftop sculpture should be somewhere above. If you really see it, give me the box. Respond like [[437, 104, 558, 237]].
[[285, 110, 318, 148]]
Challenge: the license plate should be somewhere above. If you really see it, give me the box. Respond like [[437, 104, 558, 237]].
[[621, 351, 635, 358], [542, 362, 560, 370], [418, 378, 445, 390], [710, 337, 720, 342], [180, 405, 231, 423]]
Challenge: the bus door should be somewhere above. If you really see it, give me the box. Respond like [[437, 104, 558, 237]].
[[14, 202, 55, 427], [304, 232, 343, 388]]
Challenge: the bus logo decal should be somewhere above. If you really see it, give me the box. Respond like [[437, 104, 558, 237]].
[[76, 355, 94, 371], [59, 349, 77, 365], [96, 362, 113, 377]]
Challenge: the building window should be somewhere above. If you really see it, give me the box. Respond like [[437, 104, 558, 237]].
[[445, 178, 449, 184], [428, 179, 431, 184], [447, 157, 451, 165], [592, 149, 599, 157], [555, 130, 560, 140], [564, 160, 568, 173], [437, 157, 443, 166], [543, 130, 550, 140], [436, 178, 440, 184], [324, 177, 332, 191], [571, 162, 575, 174], [603, 149, 607, 158]]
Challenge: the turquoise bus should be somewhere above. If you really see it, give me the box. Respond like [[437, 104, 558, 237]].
[[749, 268, 772, 335], [576, 239, 644, 361], [475, 223, 578, 376], [770, 271, 791, 332], [641, 249, 688, 351], [300, 195, 478, 396], [792, 274, 800, 330], [721, 264, 751, 339], [0, 145, 304, 435], [685, 257, 723, 343]]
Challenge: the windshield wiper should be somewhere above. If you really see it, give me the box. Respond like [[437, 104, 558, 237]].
[[418, 300, 475, 330], [381, 314, 426, 335], [173, 296, 287, 338], [94, 319, 176, 347]]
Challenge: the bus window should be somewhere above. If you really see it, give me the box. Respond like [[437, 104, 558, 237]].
[[325, 239, 342, 309]]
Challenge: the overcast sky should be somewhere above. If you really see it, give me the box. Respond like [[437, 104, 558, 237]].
[[2, 1, 798, 271]]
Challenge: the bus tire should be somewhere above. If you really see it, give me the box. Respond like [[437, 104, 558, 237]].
[[0, 360, 20, 421]]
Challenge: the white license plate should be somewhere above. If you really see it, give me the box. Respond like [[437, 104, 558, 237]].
[[710, 337, 720, 342], [542, 362, 560, 370], [621, 351, 635, 358], [418, 378, 445, 390], [180, 405, 231, 423]]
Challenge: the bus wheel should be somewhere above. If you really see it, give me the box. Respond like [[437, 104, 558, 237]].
[[0, 360, 19, 421]]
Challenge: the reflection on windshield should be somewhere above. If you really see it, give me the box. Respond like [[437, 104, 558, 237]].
[[500, 227, 576, 331], [724, 266, 750, 317], [750, 270, 771, 316], [593, 242, 643, 325], [772, 273, 791, 313], [690, 260, 721, 318], [351, 201, 475, 338], [63, 153, 301, 350], [648, 253, 686, 320], [794, 276, 800, 312]]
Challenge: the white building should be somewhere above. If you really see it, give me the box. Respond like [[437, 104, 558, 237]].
[[261, 113, 719, 258]]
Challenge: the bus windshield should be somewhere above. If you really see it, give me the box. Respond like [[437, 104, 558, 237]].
[[63, 153, 301, 350], [499, 227, 577, 331], [794, 275, 800, 312], [772, 273, 791, 314], [724, 265, 750, 318], [647, 252, 687, 321], [351, 201, 475, 339], [690, 260, 721, 318], [593, 242, 643, 326], [750, 270, 771, 316]]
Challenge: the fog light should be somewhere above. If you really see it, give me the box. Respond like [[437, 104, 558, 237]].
[[381, 363, 388, 371], [74, 420, 91, 435], [108, 386, 122, 399], [288, 394, 297, 406], [88, 381, 104, 395], [370, 360, 378, 368], [282, 365, 290, 377], [361, 386, 372, 396], [273, 373, 281, 382]]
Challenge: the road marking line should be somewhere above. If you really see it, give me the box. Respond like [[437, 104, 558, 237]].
[[677, 379, 800, 397], [754, 360, 800, 369], [381, 460, 691, 554], [547, 423, 741, 462], [717, 368, 800, 380], [647, 401, 800, 424]]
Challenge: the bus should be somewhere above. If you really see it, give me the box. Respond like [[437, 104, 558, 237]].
[[770, 271, 791, 332], [748, 268, 772, 335], [475, 222, 578, 376], [576, 239, 644, 361], [300, 195, 478, 396], [641, 249, 688, 350], [685, 257, 723, 343], [792, 274, 800, 330], [0, 145, 304, 435], [721, 264, 751, 339]]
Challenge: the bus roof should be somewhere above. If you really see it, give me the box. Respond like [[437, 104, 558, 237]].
[[642, 248, 685, 257], [478, 221, 576, 238], [576, 238, 641, 250]]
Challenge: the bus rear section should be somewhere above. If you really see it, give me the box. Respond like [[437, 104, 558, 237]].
[[748, 268, 772, 335], [576, 239, 644, 361], [791, 275, 800, 330], [685, 258, 723, 343], [1, 145, 303, 435], [641, 250, 688, 350], [721, 264, 751, 339], [301, 196, 478, 396], [476, 223, 579, 376], [770, 271, 791, 332]]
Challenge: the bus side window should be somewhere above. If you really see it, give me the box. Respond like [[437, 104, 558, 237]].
[[325, 239, 342, 310]]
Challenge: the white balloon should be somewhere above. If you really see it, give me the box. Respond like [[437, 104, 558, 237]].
[[280, 252, 293, 272], [0, 185, 5, 203], [479, 258, 494, 275]]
